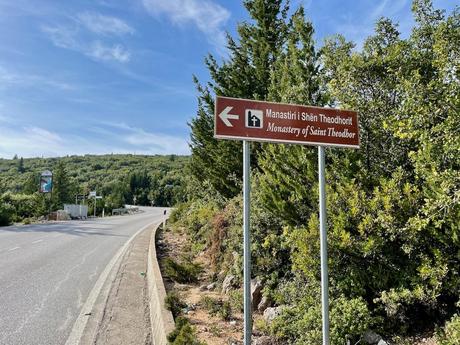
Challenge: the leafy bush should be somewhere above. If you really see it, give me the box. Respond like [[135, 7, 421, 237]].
[[164, 257, 202, 284], [229, 290, 244, 313], [169, 203, 188, 224], [167, 316, 205, 345], [329, 296, 374, 343], [271, 280, 373, 345], [165, 291, 186, 319], [438, 314, 460, 345], [0, 199, 14, 226], [220, 301, 232, 321], [0, 192, 45, 224], [200, 296, 232, 321]]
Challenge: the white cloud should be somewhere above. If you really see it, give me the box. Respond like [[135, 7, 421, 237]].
[[102, 122, 189, 154], [0, 122, 189, 158], [41, 11, 133, 63], [371, 0, 408, 19], [142, 0, 230, 51], [42, 25, 131, 63], [77, 12, 135, 36], [88, 41, 131, 63], [0, 126, 63, 157], [25, 127, 63, 144], [41, 25, 79, 50], [0, 66, 16, 83], [0, 64, 74, 90]]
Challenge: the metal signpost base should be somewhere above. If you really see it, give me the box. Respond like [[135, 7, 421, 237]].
[[243, 140, 252, 345], [318, 145, 330, 345]]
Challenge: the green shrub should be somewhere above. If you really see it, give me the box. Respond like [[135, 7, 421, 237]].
[[200, 296, 221, 315], [0, 200, 14, 226], [229, 290, 244, 313], [438, 314, 460, 345], [254, 318, 270, 335], [220, 301, 232, 321], [200, 296, 232, 321], [165, 291, 186, 319], [209, 324, 222, 337], [10, 193, 42, 219], [271, 293, 373, 345], [167, 316, 205, 345], [329, 296, 374, 343], [167, 316, 188, 342], [169, 203, 188, 224], [164, 257, 202, 284]]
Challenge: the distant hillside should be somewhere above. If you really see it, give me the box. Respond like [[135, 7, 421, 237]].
[[0, 154, 187, 192], [0, 155, 189, 222]]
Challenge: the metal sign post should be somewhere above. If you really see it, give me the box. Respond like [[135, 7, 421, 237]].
[[214, 96, 359, 344], [243, 140, 251, 345], [39, 170, 53, 218], [318, 145, 330, 344], [89, 191, 102, 217]]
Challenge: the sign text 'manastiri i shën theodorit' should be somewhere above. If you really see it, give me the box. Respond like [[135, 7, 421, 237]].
[[215, 96, 360, 148]]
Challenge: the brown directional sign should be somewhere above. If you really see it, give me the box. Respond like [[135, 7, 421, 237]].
[[215, 96, 360, 148]]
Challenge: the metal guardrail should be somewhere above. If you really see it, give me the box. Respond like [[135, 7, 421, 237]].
[[112, 208, 129, 216]]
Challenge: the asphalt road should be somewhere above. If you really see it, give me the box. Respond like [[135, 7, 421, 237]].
[[0, 207, 165, 345]]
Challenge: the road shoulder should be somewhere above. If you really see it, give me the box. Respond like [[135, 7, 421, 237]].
[[78, 225, 156, 345]]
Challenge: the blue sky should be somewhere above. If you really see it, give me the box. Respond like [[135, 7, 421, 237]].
[[0, 0, 456, 158]]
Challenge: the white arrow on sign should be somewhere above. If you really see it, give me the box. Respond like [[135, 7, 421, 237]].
[[219, 106, 239, 127]]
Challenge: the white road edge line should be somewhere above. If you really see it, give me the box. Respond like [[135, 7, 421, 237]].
[[8, 247, 20, 251], [32, 240, 43, 244], [64, 220, 160, 345]]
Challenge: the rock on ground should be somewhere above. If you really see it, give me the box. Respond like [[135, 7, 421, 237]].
[[263, 306, 284, 323], [363, 330, 383, 344], [222, 274, 236, 294], [252, 335, 274, 345], [257, 295, 271, 313], [251, 277, 263, 311]]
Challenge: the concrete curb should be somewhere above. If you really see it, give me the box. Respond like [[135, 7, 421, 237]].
[[66, 221, 159, 345], [147, 219, 175, 345]]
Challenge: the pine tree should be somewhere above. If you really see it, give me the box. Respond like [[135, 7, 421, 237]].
[[17, 157, 25, 173], [258, 6, 323, 225], [128, 170, 151, 205], [23, 173, 38, 194], [189, 0, 290, 198], [52, 160, 72, 209]]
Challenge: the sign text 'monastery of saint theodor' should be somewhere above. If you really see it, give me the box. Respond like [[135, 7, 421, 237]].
[[215, 96, 360, 148]]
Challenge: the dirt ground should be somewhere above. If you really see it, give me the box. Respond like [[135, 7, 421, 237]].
[[157, 226, 244, 345]]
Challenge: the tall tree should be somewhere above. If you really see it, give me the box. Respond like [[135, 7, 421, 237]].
[[128, 170, 151, 205], [52, 160, 72, 209], [258, 6, 323, 225], [189, 0, 290, 198], [17, 157, 25, 173]]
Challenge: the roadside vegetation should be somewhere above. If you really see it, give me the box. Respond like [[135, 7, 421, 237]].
[[158, 221, 244, 345], [168, 0, 459, 344], [0, 154, 188, 225]]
